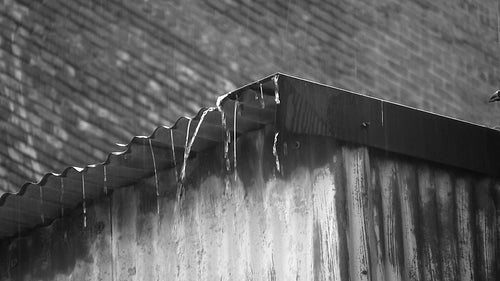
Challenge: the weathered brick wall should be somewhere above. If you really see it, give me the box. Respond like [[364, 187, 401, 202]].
[[1, 0, 500, 194]]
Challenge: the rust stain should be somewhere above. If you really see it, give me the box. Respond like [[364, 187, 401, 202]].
[[0, 130, 498, 280]]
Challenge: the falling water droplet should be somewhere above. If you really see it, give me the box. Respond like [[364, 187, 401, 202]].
[[273, 132, 281, 174], [259, 82, 265, 108], [233, 101, 238, 180], [81, 173, 87, 228], [39, 185, 44, 224], [170, 129, 179, 181], [60, 177, 64, 217], [149, 139, 160, 214], [103, 165, 108, 195], [273, 74, 280, 105]]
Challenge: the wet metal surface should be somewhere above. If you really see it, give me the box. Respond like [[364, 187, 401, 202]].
[[0, 75, 278, 239], [0, 74, 498, 280], [0, 129, 497, 280]]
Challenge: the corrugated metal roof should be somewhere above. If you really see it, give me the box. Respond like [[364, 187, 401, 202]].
[[0, 74, 279, 239], [3, 72, 500, 239]]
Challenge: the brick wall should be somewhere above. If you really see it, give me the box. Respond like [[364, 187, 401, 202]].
[[1, 0, 499, 194]]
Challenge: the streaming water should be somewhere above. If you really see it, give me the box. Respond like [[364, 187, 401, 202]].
[[178, 108, 215, 201], [103, 165, 108, 195], [380, 100, 384, 127], [233, 101, 238, 180], [39, 185, 44, 224], [60, 177, 64, 217], [81, 173, 87, 228], [170, 129, 179, 181], [149, 139, 160, 214], [259, 82, 265, 108], [273, 132, 281, 174], [217, 95, 231, 172], [273, 74, 280, 105], [223, 112, 231, 172], [177, 118, 192, 202]]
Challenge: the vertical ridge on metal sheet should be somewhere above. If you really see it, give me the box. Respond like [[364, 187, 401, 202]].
[[312, 166, 341, 281], [435, 170, 458, 281], [343, 146, 370, 281], [474, 179, 497, 281], [455, 176, 476, 281], [417, 165, 442, 281], [396, 161, 421, 281], [495, 183, 500, 279], [377, 158, 404, 281], [367, 156, 386, 281], [332, 145, 351, 281]]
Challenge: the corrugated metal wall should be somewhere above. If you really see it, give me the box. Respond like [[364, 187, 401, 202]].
[[0, 129, 498, 280]]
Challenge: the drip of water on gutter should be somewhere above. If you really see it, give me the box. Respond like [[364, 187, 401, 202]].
[[81, 173, 87, 228], [179, 108, 215, 201], [39, 185, 44, 224], [273, 74, 280, 104], [149, 139, 160, 214], [103, 165, 108, 195], [60, 177, 64, 217], [170, 129, 178, 181], [273, 132, 281, 174], [233, 101, 238, 181], [259, 82, 265, 108], [217, 96, 231, 173]]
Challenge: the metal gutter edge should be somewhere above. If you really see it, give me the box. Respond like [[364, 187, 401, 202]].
[[277, 74, 500, 178]]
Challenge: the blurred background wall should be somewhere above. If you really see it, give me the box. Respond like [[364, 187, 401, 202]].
[[1, 0, 500, 194]]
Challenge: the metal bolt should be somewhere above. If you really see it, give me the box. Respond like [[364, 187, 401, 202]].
[[291, 140, 301, 150]]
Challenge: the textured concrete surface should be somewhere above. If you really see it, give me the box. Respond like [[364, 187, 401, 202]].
[[0, 128, 497, 280]]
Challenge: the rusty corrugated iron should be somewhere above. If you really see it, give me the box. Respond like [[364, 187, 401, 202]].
[[0, 74, 498, 281], [0, 129, 498, 280], [0, 74, 279, 239]]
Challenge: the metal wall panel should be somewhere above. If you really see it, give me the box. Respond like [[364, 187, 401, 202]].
[[0, 129, 497, 280]]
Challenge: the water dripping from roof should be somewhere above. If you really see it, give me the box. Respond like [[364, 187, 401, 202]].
[[170, 129, 179, 181], [217, 94, 231, 172], [149, 139, 160, 214], [233, 101, 238, 181], [273, 131, 281, 174], [273, 74, 280, 105], [103, 165, 108, 195], [381, 100, 384, 127], [60, 177, 64, 217], [178, 118, 192, 202], [259, 82, 265, 108], [178, 108, 216, 201], [222, 110, 231, 172], [81, 173, 87, 228], [39, 185, 44, 224]]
